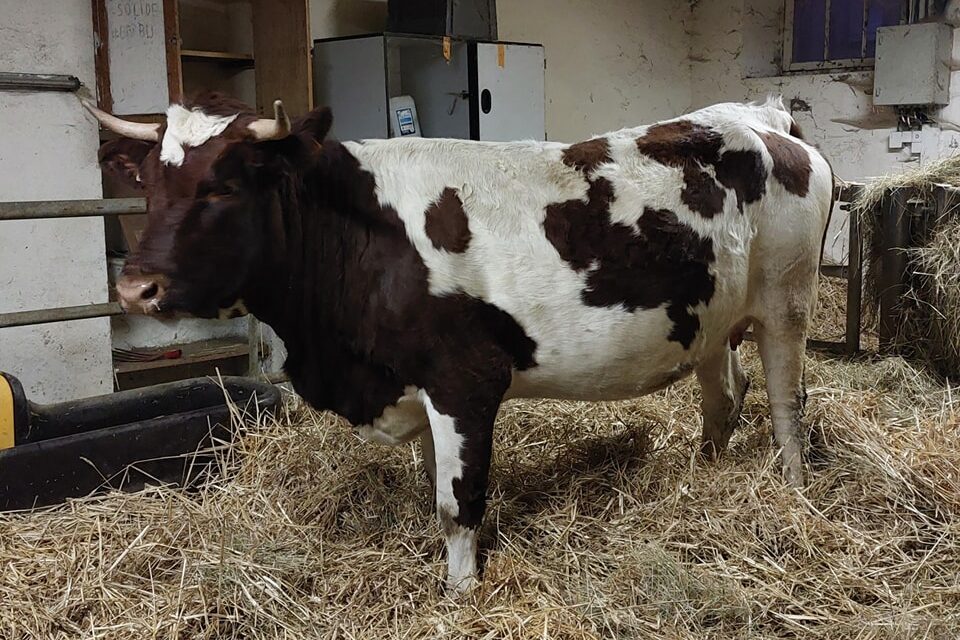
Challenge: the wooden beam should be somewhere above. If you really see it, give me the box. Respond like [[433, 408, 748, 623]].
[[164, 0, 183, 103], [91, 0, 112, 110]]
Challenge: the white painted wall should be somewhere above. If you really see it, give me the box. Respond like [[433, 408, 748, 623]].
[[308, 0, 694, 143], [689, 0, 960, 264], [497, 0, 692, 142], [0, 0, 114, 402]]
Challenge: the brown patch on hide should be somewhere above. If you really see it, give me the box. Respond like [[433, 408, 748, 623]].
[[789, 120, 805, 140], [562, 138, 612, 174], [636, 120, 767, 216], [424, 187, 471, 253], [543, 174, 716, 350], [760, 132, 812, 197]]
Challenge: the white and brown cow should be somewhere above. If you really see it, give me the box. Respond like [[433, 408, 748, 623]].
[[84, 93, 833, 593]]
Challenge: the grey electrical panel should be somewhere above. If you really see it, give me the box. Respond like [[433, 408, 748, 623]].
[[874, 23, 952, 107], [312, 37, 389, 141]]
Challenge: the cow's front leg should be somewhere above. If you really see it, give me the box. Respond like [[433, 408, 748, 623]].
[[420, 389, 500, 595], [696, 345, 749, 460]]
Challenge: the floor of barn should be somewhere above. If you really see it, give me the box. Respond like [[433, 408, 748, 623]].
[[1, 283, 957, 639]]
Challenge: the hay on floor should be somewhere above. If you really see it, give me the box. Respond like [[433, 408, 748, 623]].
[[0, 287, 958, 639], [850, 154, 960, 378]]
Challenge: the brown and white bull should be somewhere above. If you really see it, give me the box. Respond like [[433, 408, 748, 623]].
[[84, 93, 833, 593]]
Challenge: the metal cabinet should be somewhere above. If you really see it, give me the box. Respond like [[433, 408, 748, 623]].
[[312, 33, 545, 142]]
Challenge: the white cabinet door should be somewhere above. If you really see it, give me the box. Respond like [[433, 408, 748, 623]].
[[475, 43, 545, 141]]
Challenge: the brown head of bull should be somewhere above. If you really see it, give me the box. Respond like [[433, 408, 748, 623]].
[[85, 93, 332, 320]]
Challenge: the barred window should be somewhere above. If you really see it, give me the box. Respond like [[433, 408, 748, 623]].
[[784, 0, 906, 71]]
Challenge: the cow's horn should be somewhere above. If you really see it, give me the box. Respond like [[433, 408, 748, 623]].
[[80, 98, 161, 141], [248, 100, 291, 140]]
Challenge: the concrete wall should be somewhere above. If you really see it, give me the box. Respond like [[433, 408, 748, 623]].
[[689, 0, 907, 181], [308, 0, 694, 143], [689, 0, 960, 264], [497, 0, 692, 142], [0, 0, 114, 402]]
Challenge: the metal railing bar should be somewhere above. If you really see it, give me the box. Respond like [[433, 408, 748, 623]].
[[0, 303, 124, 330], [0, 198, 146, 221], [0, 72, 81, 93]]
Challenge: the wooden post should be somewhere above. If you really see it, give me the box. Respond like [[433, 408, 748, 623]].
[[163, 0, 183, 104], [247, 317, 261, 378], [877, 189, 911, 352], [91, 0, 112, 110], [845, 200, 863, 355]]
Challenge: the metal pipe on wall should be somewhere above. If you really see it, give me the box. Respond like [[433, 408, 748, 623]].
[[0, 73, 81, 93], [0, 303, 124, 330], [0, 198, 145, 221]]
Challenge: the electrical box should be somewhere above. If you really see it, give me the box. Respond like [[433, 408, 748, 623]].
[[874, 23, 952, 106]]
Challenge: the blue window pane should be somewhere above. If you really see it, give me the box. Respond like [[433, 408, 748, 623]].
[[829, 1, 866, 60], [865, 0, 903, 57], [793, 0, 827, 62]]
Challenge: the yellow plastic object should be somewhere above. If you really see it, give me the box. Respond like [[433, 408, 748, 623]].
[[0, 375, 14, 450]]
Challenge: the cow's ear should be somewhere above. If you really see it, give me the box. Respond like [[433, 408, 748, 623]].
[[98, 138, 154, 188], [295, 106, 333, 143]]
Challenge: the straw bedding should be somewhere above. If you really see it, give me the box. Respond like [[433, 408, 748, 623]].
[[1, 294, 958, 639]]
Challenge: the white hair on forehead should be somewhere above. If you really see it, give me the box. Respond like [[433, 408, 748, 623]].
[[159, 104, 239, 166]]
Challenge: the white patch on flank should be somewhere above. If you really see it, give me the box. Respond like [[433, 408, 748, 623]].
[[355, 386, 428, 446], [160, 104, 238, 166], [420, 392, 477, 592]]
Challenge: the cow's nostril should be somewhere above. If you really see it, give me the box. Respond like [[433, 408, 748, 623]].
[[140, 282, 159, 300]]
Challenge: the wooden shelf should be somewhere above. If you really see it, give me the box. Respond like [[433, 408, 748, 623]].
[[180, 49, 254, 66], [113, 337, 252, 391], [114, 337, 250, 375]]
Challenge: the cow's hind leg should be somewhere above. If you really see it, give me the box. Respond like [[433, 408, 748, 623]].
[[753, 305, 810, 488], [420, 388, 502, 595], [696, 346, 749, 460]]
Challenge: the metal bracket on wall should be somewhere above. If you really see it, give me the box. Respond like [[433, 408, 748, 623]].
[[0, 73, 81, 93]]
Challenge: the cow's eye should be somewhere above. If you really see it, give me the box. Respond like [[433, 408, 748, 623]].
[[198, 178, 242, 199]]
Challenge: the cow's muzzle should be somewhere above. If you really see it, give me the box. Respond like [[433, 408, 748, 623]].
[[116, 273, 169, 314]]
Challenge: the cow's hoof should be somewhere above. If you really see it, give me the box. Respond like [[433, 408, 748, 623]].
[[445, 573, 479, 597], [783, 462, 804, 489], [698, 439, 722, 462]]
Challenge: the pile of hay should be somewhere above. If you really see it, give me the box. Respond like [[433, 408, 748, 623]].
[[851, 155, 960, 378], [808, 275, 852, 344], [1, 292, 958, 639]]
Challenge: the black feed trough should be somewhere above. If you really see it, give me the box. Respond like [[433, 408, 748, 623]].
[[0, 373, 280, 511]]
